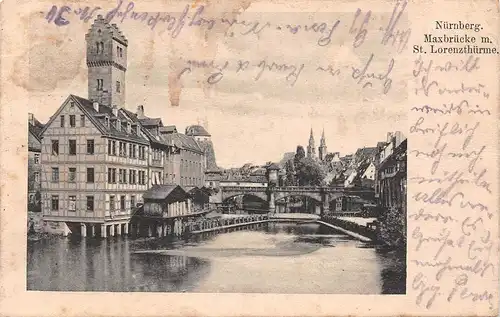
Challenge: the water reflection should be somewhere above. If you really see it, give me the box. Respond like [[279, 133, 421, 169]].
[[27, 222, 405, 294]]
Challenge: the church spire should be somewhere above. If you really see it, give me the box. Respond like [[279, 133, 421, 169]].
[[307, 128, 316, 158], [318, 128, 327, 161]]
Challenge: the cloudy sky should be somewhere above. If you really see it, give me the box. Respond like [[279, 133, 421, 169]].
[[18, 0, 408, 167]]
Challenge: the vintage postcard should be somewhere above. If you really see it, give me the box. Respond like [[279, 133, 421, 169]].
[[0, 0, 498, 316]]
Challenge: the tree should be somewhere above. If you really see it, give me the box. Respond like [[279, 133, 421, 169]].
[[296, 157, 326, 186], [284, 160, 296, 186], [295, 146, 305, 163]]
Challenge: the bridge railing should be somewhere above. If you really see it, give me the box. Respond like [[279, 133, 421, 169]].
[[220, 186, 374, 194]]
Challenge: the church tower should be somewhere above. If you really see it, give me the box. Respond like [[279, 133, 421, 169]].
[[307, 128, 316, 158], [319, 129, 328, 161], [86, 15, 128, 108]]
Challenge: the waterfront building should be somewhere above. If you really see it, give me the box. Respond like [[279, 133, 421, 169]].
[[160, 132, 205, 187], [38, 15, 207, 237], [121, 105, 170, 187], [28, 113, 44, 212], [39, 95, 151, 237], [137, 184, 194, 237], [376, 132, 407, 247]]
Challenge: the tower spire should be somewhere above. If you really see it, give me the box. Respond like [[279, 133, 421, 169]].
[[318, 127, 327, 161], [307, 127, 316, 158]]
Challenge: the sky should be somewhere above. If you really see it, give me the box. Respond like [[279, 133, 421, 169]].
[[20, 1, 408, 168]]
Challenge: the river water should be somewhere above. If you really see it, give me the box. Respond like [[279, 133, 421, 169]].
[[27, 222, 406, 294]]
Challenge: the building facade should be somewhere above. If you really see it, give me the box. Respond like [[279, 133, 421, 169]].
[[161, 132, 205, 187], [40, 96, 151, 237], [28, 113, 44, 212], [38, 15, 207, 237], [376, 133, 407, 248]]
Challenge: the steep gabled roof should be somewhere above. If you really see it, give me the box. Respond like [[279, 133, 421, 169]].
[[39, 95, 149, 145], [160, 125, 177, 134], [72, 95, 148, 144], [160, 133, 203, 154], [355, 147, 378, 159], [121, 108, 170, 147], [139, 118, 163, 126]]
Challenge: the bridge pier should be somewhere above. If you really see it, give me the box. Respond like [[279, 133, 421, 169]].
[[268, 191, 276, 213], [321, 198, 330, 216]]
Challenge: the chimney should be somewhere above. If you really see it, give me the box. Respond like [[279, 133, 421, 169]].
[[112, 105, 118, 117], [386, 132, 392, 143], [137, 105, 145, 119], [28, 113, 34, 126], [93, 102, 99, 112]]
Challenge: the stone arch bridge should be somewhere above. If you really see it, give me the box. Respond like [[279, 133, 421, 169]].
[[220, 185, 374, 215]]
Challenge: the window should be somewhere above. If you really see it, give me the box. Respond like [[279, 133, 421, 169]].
[[51, 195, 59, 211], [51, 140, 59, 155], [110, 196, 115, 211], [86, 139, 94, 154], [87, 168, 94, 183], [116, 81, 121, 93], [86, 196, 94, 211], [34, 172, 40, 183], [69, 139, 76, 155], [105, 117, 109, 127], [51, 167, 59, 182], [69, 115, 76, 127], [68, 167, 76, 182], [139, 146, 145, 160], [131, 195, 136, 208], [120, 195, 125, 210], [68, 195, 76, 211], [80, 115, 86, 127], [138, 170, 146, 185], [119, 169, 127, 184], [129, 144, 137, 158], [97, 79, 103, 91], [108, 168, 116, 183], [96, 41, 104, 54], [34, 153, 40, 164], [117, 46, 123, 58], [119, 142, 126, 157], [108, 140, 116, 156], [129, 169, 136, 184]]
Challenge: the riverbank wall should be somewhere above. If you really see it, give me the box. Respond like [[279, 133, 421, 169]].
[[320, 216, 377, 242]]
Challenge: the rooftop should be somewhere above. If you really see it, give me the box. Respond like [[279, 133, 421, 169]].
[[185, 125, 211, 137], [160, 132, 203, 153]]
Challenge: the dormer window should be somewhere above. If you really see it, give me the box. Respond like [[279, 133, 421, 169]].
[[105, 116, 109, 127], [115, 120, 121, 131], [127, 122, 131, 133]]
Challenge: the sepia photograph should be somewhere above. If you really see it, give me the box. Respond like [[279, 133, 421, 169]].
[[26, 13, 408, 294]]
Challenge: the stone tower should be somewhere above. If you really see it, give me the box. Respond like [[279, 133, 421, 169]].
[[319, 129, 327, 161], [86, 15, 128, 108], [307, 128, 316, 158]]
